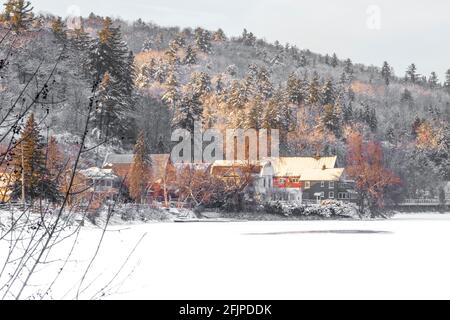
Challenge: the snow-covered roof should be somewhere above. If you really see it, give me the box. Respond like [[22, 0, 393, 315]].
[[79, 167, 118, 180], [211, 160, 272, 168], [103, 154, 134, 166], [299, 168, 345, 182], [270, 156, 338, 177]]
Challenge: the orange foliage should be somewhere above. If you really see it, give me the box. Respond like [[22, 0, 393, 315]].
[[346, 131, 401, 211]]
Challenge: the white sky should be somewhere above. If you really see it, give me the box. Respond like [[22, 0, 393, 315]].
[[30, 0, 450, 80]]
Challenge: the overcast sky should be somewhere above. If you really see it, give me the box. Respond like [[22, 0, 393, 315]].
[[30, 0, 450, 80]]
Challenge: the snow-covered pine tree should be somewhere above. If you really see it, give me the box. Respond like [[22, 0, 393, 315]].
[[195, 27, 212, 54], [162, 67, 179, 110], [322, 104, 341, 137], [88, 17, 136, 142], [173, 32, 186, 48], [444, 69, 450, 93], [256, 67, 273, 100], [183, 45, 197, 65], [331, 53, 339, 68], [321, 79, 336, 106], [142, 38, 153, 52], [165, 40, 179, 65], [381, 61, 392, 86], [188, 72, 211, 99], [286, 73, 304, 105], [227, 80, 248, 110], [344, 58, 354, 75], [428, 72, 439, 89], [172, 94, 203, 132], [406, 63, 419, 83], [307, 73, 321, 105], [70, 26, 91, 52]]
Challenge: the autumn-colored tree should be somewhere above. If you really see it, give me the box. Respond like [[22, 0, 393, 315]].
[[346, 131, 401, 216], [51, 16, 66, 40], [129, 131, 152, 204], [11, 114, 61, 203], [1, 0, 34, 32]]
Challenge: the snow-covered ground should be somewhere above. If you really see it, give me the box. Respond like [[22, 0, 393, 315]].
[[2, 213, 450, 300]]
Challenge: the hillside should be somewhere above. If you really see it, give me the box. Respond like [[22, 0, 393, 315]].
[[0, 7, 449, 201]]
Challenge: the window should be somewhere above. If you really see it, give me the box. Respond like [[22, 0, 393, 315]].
[[305, 181, 311, 189], [329, 181, 335, 189], [329, 192, 335, 199], [321, 181, 325, 188], [279, 178, 286, 184], [320, 192, 325, 198], [263, 179, 266, 188]]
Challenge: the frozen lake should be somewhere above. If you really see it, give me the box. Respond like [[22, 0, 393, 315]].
[[2, 213, 450, 300]]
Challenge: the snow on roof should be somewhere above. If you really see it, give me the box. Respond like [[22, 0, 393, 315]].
[[79, 167, 117, 180], [298, 168, 345, 182], [211, 160, 271, 168], [270, 156, 338, 177], [103, 154, 134, 166]]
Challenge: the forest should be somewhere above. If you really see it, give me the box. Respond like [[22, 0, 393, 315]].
[[0, 0, 449, 208]]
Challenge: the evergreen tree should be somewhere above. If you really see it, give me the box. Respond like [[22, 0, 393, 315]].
[[89, 17, 136, 139], [406, 63, 418, 83], [256, 67, 273, 100], [227, 80, 248, 110], [1, 0, 34, 32], [215, 74, 224, 95], [307, 73, 321, 105], [241, 28, 256, 46], [11, 114, 61, 203], [172, 94, 203, 132], [70, 26, 91, 52], [90, 17, 130, 84], [344, 58, 353, 75], [444, 69, 450, 93], [286, 73, 304, 105], [324, 54, 330, 66], [183, 45, 197, 65], [331, 53, 339, 68], [142, 38, 153, 52], [428, 72, 439, 88], [401, 88, 413, 104], [213, 28, 226, 42], [129, 131, 151, 204], [195, 27, 212, 54], [298, 54, 308, 67], [321, 79, 336, 105], [322, 104, 341, 136], [165, 40, 179, 65], [51, 16, 66, 41], [93, 72, 126, 140], [162, 68, 179, 109], [381, 61, 392, 86], [188, 72, 211, 99], [244, 96, 264, 130], [173, 33, 186, 48]]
